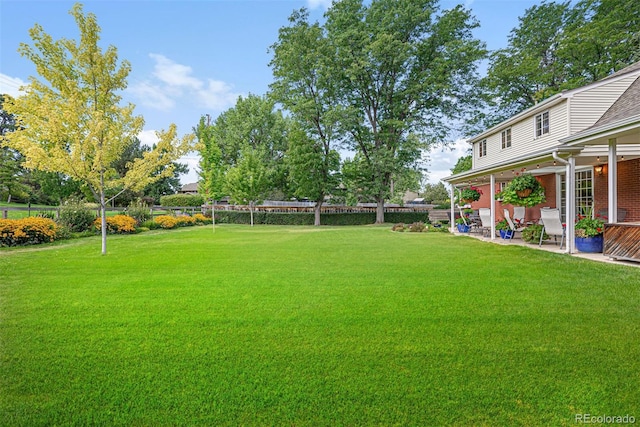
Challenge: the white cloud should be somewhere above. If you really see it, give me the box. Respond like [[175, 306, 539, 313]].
[[198, 79, 240, 110], [0, 74, 28, 98], [138, 129, 160, 147], [129, 54, 239, 114], [426, 139, 471, 184], [307, 0, 333, 10], [127, 81, 175, 111], [149, 53, 202, 90]]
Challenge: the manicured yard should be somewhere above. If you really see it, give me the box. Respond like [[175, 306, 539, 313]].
[[1, 225, 638, 425]]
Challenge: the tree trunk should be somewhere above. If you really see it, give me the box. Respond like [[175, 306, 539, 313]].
[[376, 198, 385, 224], [249, 201, 254, 226], [314, 199, 323, 226], [100, 192, 107, 255]]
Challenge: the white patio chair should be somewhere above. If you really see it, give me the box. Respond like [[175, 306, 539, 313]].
[[539, 208, 565, 249], [513, 206, 525, 227], [503, 209, 517, 240], [478, 208, 492, 237]]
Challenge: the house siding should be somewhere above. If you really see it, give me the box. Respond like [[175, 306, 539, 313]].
[[569, 74, 639, 134], [474, 101, 569, 169]]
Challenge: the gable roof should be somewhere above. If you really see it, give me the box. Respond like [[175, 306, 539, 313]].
[[469, 60, 640, 143], [592, 76, 640, 128]]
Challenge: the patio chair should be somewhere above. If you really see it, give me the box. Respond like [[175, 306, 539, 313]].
[[513, 206, 525, 227], [503, 209, 517, 240], [478, 208, 492, 237], [539, 208, 565, 249]]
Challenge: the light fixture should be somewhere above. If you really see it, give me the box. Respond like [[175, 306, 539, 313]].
[[553, 160, 556, 166], [597, 156, 600, 162], [594, 165, 603, 176], [536, 164, 540, 169]]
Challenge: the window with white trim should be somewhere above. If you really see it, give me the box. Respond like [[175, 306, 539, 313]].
[[535, 111, 549, 137], [478, 139, 487, 158], [501, 128, 511, 149]]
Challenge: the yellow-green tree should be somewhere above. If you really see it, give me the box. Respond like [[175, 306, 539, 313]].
[[1, 4, 193, 254]]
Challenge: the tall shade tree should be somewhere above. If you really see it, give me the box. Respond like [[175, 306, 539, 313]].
[[324, 0, 486, 223], [208, 94, 289, 198], [484, 0, 640, 124], [1, 4, 193, 254], [224, 149, 270, 227], [269, 8, 343, 225], [484, 1, 574, 122]]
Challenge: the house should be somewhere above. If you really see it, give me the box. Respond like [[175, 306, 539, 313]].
[[178, 183, 199, 195], [443, 61, 640, 257]]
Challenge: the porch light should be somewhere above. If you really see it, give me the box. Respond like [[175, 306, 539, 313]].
[[594, 165, 603, 176]]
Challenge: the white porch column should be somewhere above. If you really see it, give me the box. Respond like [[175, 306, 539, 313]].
[[449, 184, 456, 232], [566, 157, 576, 254], [490, 174, 496, 240], [608, 139, 618, 223]]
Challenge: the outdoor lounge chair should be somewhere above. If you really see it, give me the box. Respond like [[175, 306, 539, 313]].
[[539, 208, 565, 249], [513, 206, 525, 227], [478, 208, 492, 237], [503, 209, 517, 239]]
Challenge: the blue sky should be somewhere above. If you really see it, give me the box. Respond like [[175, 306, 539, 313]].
[[1, 0, 545, 186]]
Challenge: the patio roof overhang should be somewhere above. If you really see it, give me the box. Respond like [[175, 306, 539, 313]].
[[441, 146, 584, 186]]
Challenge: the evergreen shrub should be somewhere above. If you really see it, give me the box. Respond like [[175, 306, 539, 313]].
[[160, 194, 205, 207]]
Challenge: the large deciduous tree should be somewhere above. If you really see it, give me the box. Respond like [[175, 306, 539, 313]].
[[1, 4, 193, 254], [269, 8, 343, 225], [325, 0, 486, 223], [205, 94, 289, 199], [484, 0, 640, 124]]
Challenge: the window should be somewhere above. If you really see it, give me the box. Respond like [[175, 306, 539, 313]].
[[478, 139, 487, 158], [535, 111, 549, 137], [501, 128, 512, 149]]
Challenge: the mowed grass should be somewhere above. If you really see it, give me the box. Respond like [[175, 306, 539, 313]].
[[1, 225, 639, 426]]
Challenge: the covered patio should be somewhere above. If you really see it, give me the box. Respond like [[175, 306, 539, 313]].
[[443, 115, 640, 261]]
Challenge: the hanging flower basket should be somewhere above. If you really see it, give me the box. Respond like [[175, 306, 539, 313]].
[[458, 186, 483, 204], [495, 173, 545, 207], [516, 188, 532, 198]]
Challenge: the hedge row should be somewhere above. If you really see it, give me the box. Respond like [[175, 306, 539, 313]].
[[214, 211, 430, 226]]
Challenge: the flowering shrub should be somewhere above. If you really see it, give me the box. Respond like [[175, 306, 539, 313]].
[[0, 217, 59, 247], [94, 215, 137, 234], [58, 198, 97, 232], [193, 213, 212, 225], [154, 215, 179, 229], [575, 213, 605, 237], [176, 215, 196, 227], [124, 199, 151, 225]]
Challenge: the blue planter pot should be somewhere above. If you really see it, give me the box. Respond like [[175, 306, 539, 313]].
[[575, 235, 604, 253], [499, 229, 514, 239], [457, 224, 471, 233]]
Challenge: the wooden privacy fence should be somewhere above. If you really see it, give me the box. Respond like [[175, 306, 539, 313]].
[[0, 205, 204, 219], [2, 203, 435, 219]]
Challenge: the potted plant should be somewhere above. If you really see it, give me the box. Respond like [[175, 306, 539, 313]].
[[455, 217, 471, 233], [495, 173, 545, 207], [459, 186, 483, 204], [521, 224, 548, 244], [575, 212, 605, 253], [495, 219, 513, 239]]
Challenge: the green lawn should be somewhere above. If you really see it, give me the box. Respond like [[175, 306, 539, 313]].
[[1, 225, 638, 426]]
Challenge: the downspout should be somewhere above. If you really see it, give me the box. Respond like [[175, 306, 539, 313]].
[[490, 174, 496, 240], [552, 151, 575, 254], [449, 184, 456, 233]]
